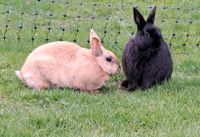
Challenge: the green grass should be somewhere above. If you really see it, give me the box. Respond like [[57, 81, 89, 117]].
[[1, 0, 200, 136]]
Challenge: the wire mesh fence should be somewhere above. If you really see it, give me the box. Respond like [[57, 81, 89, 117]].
[[1, 0, 200, 53]]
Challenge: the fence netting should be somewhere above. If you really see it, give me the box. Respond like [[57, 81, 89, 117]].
[[0, 0, 200, 53]]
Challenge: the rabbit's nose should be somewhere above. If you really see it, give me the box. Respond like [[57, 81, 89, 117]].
[[155, 30, 162, 39]]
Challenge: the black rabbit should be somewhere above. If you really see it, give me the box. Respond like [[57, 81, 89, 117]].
[[121, 6, 173, 91]]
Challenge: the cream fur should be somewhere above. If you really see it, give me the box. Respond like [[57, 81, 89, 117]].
[[16, 30, 120, 92]]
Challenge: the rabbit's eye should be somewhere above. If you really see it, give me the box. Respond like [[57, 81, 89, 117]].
[[106, 57, 112, 62], [145, 32, 150, 37]]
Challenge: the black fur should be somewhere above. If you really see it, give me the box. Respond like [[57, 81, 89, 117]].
[[121, 6, 173, 91]]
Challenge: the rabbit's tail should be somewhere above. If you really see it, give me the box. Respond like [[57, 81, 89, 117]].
[[15, 70, 26, 84]]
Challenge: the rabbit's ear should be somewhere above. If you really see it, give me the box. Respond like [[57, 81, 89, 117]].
[[133, 7, 146, 30], [90, 29, 102, 56], [147, 6, 156, 24]]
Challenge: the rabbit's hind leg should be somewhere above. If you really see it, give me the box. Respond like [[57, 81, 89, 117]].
[[23, 72, 50, 90]]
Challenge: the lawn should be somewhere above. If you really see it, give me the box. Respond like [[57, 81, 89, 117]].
[[0, 0, 200, 137]]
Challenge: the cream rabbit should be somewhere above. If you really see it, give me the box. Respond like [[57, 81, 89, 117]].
[[16, 29, 120, 92]]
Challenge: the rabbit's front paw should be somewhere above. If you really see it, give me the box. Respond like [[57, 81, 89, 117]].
[[119, 79, 129, 89], [127, 83, 137, 92]]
